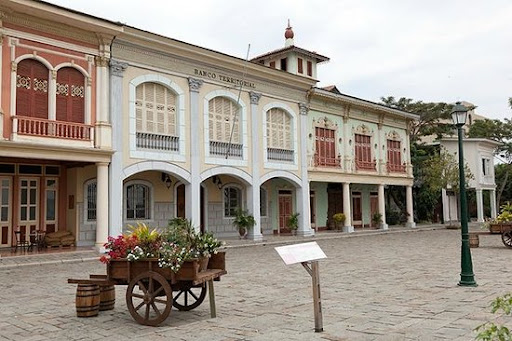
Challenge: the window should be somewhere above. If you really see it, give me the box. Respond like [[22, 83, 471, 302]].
[[45, 179, 57, 221], [266, 108, 293, 161], [86, 180, 97, 222], [209, 97, 242, 157], [297, 58, 303, 74], [260, 188, 267, 217], [386, 140, 405, 172], [355, 134, 375, 170], [126, 183, 151, 220], [307, 61, 312, 76], [315, 127, 339, 167], [280, 58, 287, 71], [56, 67, 85, 123], [224, 186, 241, 217], [482, 158, 491, 176], [16, 59, 48, 118], [270, 61, 276, 68]]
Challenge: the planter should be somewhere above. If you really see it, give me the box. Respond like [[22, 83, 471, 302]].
[[489, 223, 512, 234], [208, 251, 226, 271], [238, 227, 248, 239]]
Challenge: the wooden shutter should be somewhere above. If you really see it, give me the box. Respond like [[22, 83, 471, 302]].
[[209, 97, 239, 143], [56, 67, 84, 123], [297, 58, 303, 74], [307, 61, 312, 76], [16, 59, 49, 118]]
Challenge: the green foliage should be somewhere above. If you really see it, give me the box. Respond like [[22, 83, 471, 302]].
[[287, 212, 300, 230], [372, 213, 382, 225], [332, 213, 346, 223], [163, 218, 223, 258], [232, 209, 256, 231], [385, 210, 401, 225], [423, 147, 474, 193], [475, 293, 512, 340]]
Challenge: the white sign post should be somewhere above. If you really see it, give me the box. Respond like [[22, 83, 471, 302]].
[[275, 242, 326, 332]]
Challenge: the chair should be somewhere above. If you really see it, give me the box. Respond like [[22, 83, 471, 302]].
[[14, 231, 31, 251]]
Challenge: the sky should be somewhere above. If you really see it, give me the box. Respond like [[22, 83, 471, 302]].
[[46, 0, 512, 120]]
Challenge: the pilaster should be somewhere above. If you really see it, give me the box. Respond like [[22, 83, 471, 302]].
[[248, 91, 263, 240], [96, 162, 110, 251]]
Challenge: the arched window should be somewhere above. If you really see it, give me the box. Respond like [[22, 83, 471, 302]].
[[126, 183, 151, 220], [85, 180, 97, 222], [267, 108, 291, 150], [224, 186, 241, 217], [209, 97, 239, 143], [16, 59, 49, 118], [56, 67, 85, 122]]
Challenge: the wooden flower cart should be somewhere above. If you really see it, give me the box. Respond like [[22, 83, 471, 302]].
[[68, 252, 226, 326], [469, 223, 512, 248]]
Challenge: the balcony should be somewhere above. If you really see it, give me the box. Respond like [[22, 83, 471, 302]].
[[210, 141, 242, 158], [355, 160, 376, 171], [136, 132, 179, 151], [268, 147, 294, 162], [14, 116, 92, 140], [387, 162, 406, 173], [314, 154, 341, 168]]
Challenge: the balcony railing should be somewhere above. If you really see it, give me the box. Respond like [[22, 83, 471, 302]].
[[387, 162, 406, 173], [267, 147, 294, 162], [210, 141, 243, 158], [355, 159, 376, 171], [136, 132, 179, 151], [314, 153, 341, 168], [14, 116, 92, 140]]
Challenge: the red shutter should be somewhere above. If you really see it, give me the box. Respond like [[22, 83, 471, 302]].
[[56, 67, 85, 123], [307, 61, 312, 76], [298, 58, 303, 74], [16, 59, 48, 118]]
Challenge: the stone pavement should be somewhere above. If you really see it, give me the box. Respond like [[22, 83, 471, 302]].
[[1, 225, 511, 340]]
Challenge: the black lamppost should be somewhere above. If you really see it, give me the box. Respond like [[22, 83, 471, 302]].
[[451, 102, 477, 287]]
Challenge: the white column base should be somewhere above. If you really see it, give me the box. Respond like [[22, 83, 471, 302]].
[[380, 223, 389, 230], [406, 222, 417, 228], [297, 228, 315, 237], [343, 225, 354, 233], [247, 233, 264, 241]]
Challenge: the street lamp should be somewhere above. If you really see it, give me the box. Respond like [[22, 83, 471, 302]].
[[451, 102, 477, 287]]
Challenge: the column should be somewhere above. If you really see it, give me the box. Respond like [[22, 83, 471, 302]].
[[95, 55, 111, 148], [96, 162, 109, 251], [343, 113, 351, 171], [343, 182, 354, 232], [297, 103, 313, 236], [378, 184, 388, 230], [490, 189, 497, 219], [108, 60, 127, 238], [406, 185, 416, 228], [248, 92, 263, 240], [377, 119, 383, 174], [187, 78, 203, 231], [476, 189, 484, 222], [441, 188, 449, 223]]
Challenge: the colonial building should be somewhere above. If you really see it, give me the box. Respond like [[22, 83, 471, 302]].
[[0, 1, 418, 250]]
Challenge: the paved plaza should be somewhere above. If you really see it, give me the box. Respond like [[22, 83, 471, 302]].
[[1, 228, 511, 340]]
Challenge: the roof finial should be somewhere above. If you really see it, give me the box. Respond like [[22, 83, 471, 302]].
[[284, 19, 294, 46]]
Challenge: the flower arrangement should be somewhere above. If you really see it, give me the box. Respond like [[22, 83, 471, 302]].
[[100, 220, 224, 273]]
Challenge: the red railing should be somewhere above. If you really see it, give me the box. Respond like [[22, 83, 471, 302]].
[[355, 160, 376, 171], [13, 116, 92, 141], [314, 153, 341, 168], [387, 162, 406, 173]]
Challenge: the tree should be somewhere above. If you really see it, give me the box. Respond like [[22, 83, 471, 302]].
[[422, 148, 474, 193], [380, 96, 457, 143]]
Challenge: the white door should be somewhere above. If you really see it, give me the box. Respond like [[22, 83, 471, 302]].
[[18, 178, 39, 242]]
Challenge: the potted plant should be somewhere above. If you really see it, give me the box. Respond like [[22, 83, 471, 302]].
[[488, 201, 512, 234], [332, 213, 346, 231], [232, 209, 256, 239], [372, 213, 383, 228], [287, 212, 300, 235]]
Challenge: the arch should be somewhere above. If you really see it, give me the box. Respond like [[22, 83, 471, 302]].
[[14, 54, 53, 70], [259, 170, 302, 188], [55, 62, 89, 78], [204, 89, 247, 110], [129, 74, 185, 96], [200, 166, 252, 185], [262, 102, 296, 120], [122, 161, 191, 184]]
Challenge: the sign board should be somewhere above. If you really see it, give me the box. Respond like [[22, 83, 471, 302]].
[[275, 242, 327, 265]]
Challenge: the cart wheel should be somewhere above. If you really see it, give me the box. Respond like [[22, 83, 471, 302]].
[[172, 283, 207, 311], [126, 271, 173, 326], [502, 231, 512, 248]]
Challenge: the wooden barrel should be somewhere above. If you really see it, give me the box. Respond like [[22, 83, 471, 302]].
[[75, 284, 100, 317], [99, 285, 115, 311], [469, 234, 479, 248]]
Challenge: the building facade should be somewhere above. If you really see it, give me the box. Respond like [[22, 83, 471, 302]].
[[0, 2, 418, 249]]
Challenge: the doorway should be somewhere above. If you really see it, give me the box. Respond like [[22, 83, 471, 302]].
[[352, 192, 362, 227], [278, 190, 292, 234]]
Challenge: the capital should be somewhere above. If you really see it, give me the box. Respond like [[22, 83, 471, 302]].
[[188, 77, 203, 92], [249, 91, 262, 105], [110, 60, 128, 77], [299, 102, 309, 116], [95, 56, 109, 68]]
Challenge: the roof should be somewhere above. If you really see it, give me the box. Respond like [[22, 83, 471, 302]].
[[251, 45, 330, 63], [321, 85, 341, 95]]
